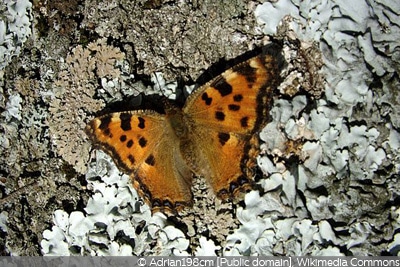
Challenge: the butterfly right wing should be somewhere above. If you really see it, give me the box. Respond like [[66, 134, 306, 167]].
[[182, 45, 284, 200], [85, 110, 193, 214]]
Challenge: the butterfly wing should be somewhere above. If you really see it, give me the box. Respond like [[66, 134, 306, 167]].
[[85, 111, 193, 213], [183, 46, 283, 199]]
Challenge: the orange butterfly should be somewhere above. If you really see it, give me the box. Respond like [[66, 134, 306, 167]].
[[85, 44, 284, 214]]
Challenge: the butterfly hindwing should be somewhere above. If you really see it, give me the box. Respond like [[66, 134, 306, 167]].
[[187, 128, 257, 200]]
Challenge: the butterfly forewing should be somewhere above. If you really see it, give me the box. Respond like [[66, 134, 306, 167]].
[[183, 54, 276, 134]]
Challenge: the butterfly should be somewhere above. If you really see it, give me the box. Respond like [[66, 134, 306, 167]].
[[85, 44, 284, 214]]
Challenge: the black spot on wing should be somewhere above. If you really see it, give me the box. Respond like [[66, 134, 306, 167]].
[[126, 139, 134, 148], [201, 92, 212, 106], [99, 115, 112, 135], [120, 135, 127, 142], [232, 62, 257, 85], [103, 128, 111, 137], [138, 117, 145, 129], [120, 113, 132, 131], [240, 116, 249, 128], [218, 132, 230, 146], [128, 154, 135, 164], [145, 154, 156, 166], [215, 111, 225, 121], [228, 104, 240, 111], [233, 94, 243, 102], [211, 76, 232, 97], [139, 136, 147, 147]]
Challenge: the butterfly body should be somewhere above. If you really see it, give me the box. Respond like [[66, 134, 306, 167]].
[[86, 44, 284, 214]]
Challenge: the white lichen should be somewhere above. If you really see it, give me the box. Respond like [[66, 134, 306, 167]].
[[0, 0, 32, 69], [41, 150, 189, 256], [0, 211, 8, 233], [195, 237, 220, 256], [1, 93, 22, 121]]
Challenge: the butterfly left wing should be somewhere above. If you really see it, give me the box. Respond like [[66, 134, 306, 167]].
[[183, 44, 284, 199], [85, 111, 194, 214]]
